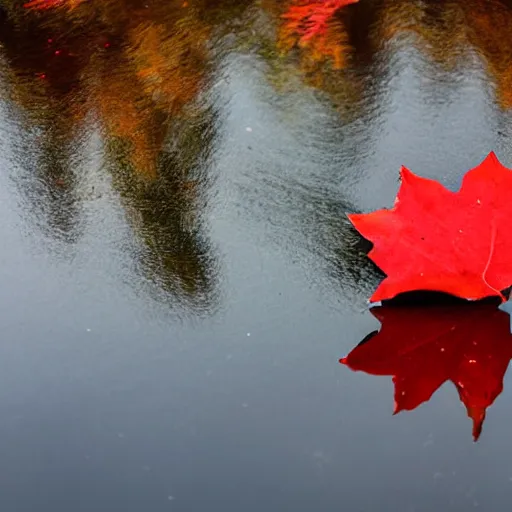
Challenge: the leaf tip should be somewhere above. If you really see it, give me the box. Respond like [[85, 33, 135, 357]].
[[399, 165, 420, 181], [467, 406, 485, 442], [481, 150, 512, 173], [370, 283, 393, 303], [487, 150, 500, 163], [346, 212, 357, 223]]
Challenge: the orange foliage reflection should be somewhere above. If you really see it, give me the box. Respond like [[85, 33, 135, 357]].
[[3, 0, 210, 177], [0, 0, 222, 310], [278, 0, 357, 70]]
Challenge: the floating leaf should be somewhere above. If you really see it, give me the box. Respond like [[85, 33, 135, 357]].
[[349, 153, 512, 302]]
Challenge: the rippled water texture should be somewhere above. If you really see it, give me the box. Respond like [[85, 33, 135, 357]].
[[1, 0, 512, 510]]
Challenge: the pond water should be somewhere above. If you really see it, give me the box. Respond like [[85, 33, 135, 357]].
[[1, 0, 512, 510]]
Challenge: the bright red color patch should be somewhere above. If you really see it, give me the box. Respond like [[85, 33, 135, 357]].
[[282, 0, 359, 44], [349, 152, 512, 302], [340, 303, 512, 440], [24, 0, 64, 9]]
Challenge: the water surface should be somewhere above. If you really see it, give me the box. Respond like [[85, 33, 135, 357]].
[[1, 0, 512, 510]]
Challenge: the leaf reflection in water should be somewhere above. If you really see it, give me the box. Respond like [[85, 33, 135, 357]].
[[340, 302, 512, 441]]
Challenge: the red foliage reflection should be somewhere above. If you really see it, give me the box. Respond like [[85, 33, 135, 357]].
[[282, 0, 358, 44], [340, 303, 512, 441]]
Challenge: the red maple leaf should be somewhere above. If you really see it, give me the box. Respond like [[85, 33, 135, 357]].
[[340, 303, 512, 440], [282, 0, 359, 44], [349, 152, 512, 302]]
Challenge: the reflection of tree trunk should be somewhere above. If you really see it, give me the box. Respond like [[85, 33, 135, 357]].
[[342, 0, 380, 64], [23, 127, 83, 244], [105, 104, 219, 311], [0, 14, 88, 244]]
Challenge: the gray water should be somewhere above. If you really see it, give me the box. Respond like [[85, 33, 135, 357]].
[[1, 0, 512, 510]]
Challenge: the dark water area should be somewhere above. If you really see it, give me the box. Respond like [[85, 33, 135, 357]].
[[1, 0, 512, 510]]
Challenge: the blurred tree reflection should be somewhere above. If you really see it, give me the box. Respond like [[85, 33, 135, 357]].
[[369, 0, 512, 110], [462, 0, 512, 110], [6, 0, 512, 311], [255, 0, 384, 121], [0, 0, 231, 312], [259, 0, 512, 114], [0, 13, 88, 245]]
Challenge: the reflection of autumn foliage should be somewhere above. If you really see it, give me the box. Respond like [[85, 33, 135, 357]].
[[463, 1, 512, 110], [370, 0, 512, 110], [106, 107, 219, 311], [257, 0, 367, 116], [3, 0, 211, 176], [89, 7, 210, 176], [6, 0, 204, 170], [23, 0, 85, 10], [282, 0, 358, 43], [129, 20, 207, 112], [94, 59, 159, 177], [0, 0, 222, 310], [275, 0, 512, 111], [279, 0, 357, 70], [280, 16, 350, 70], [341, 302, 512, 441], [376, 0, 468, 71]]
